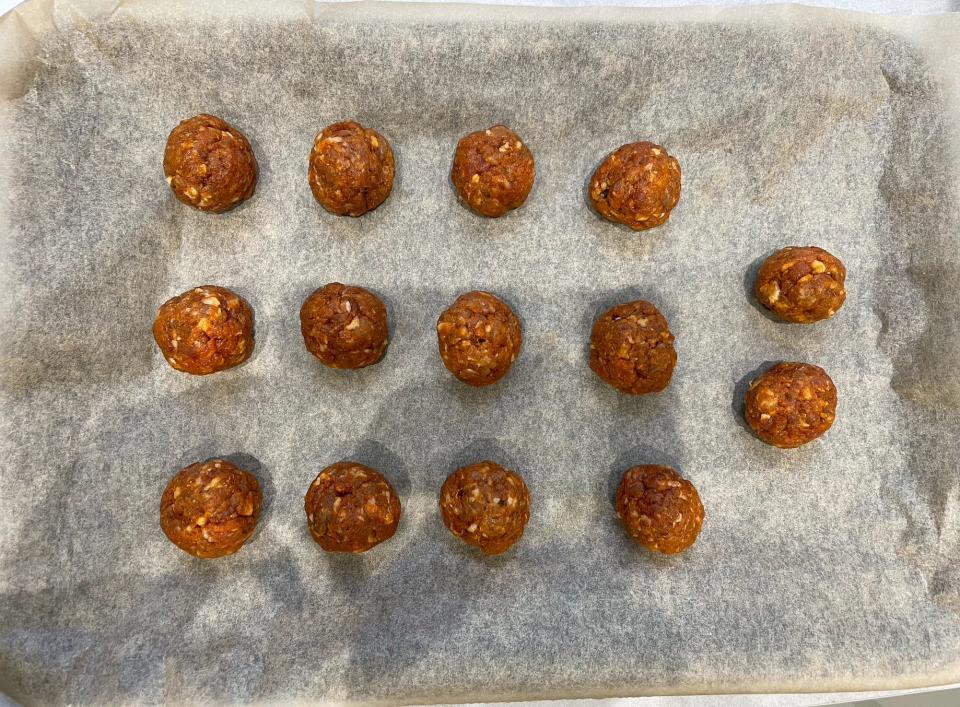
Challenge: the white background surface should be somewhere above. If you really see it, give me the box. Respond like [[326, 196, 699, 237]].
[[0, 0, 955, 705]]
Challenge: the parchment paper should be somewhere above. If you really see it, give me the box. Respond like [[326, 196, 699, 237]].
[[1, 1, 959, 703]]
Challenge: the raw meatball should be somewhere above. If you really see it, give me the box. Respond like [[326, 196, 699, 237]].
[[744, 362, 837, 448], [163, 114, 257, 213], [304, 462, 401, 553], [439, 461, 530, 555], [300, 283, 389, 369], [160, 459, 261, 558], [153, 285, 254, 375], [755, 246, 847, 323], [451, 125, 535, 217], [615, 465, 704, 554], [436, 291, 522, 387], [307, 121, 395, 216], [589, 141, 681, 230], [590, 300, 676, 394]]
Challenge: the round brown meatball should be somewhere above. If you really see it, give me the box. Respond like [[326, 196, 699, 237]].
[[589, 141, 681, 230], [304, 462, 401, 553], [451, 125, 535, 217], [615, 465, 704, 554], [307, 121, 394, 216], [152, 285, 254, 375], [744, 362, 837, 448], [300, 283, 389, 369], [436, 291, 522, 387], [160, 459, 262, 558], [439, 461, 530, 555], [755, 246, 847, 323], [590, 300, 676, 395], [163, 114, 257, 213]]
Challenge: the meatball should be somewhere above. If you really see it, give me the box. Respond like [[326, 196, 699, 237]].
[[152, 285, 254, 375], [451, 125, 535, 217], [163, 114, 257, 213], [436, 291, 522, 387], [304, 462, 401, 553], [300, 283, 389, 369], [160, 459, 261, 559], [744, 362, 837, 448], [589, 300, 676, 395], [615, 465, 704, 554], [755, 246, 847, 323], [307, 121, 395, 216], [439, 461, 530, 555], [589, 141, 681, 230]]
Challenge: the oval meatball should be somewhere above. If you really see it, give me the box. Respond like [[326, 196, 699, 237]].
[[589, 300, 676, 394], [615, 465, 703, 554], [755, 246, 847, 323], [436, 291, 522, 387], [152, 285, 254, 375], [163, 114, 257, 213], [160, 459, 262, 558], [589, 141, 681, 230], [451, 125, 535, 217], [300, 283, 389, 369], [307, 121, 394, 216], [439, 461, 530, 555], [744, 362, 837, 448], [304, 462, 401, 553]]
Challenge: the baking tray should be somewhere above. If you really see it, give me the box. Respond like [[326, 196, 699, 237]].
[[1, 1, 959, 703]]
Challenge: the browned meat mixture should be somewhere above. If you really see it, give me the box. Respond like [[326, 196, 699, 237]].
[[451, 125, 535, 217], [744, 362, 837, 448], [307, 121, 394, 216], [439, 461, 530, 555], [616, 465, 703, 554], [153, 285, 253, 375], [755, 246, 847, 323], [300, 283, 389, 369], [160, 459, 261, 558], [590, 300, 676, 394], [304, 462, 401, 553], [163, 114, 257, 213], [589, 141, 681, 230], [436, 290, 522, 387]]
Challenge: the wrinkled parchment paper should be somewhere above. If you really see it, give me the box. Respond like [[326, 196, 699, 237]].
[[1, 0, 959, 703]]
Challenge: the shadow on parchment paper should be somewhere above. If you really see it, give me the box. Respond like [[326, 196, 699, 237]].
[[0, 199, 178, 395], [0, 449, 300, 703], [327, 358, 562, 697], [329, 370, 695, 699]]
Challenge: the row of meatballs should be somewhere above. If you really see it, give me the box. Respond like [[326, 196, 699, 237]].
[[152, 245, 845, 448], [160, 457, 704, 559], [164, 114, 680, 228]]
